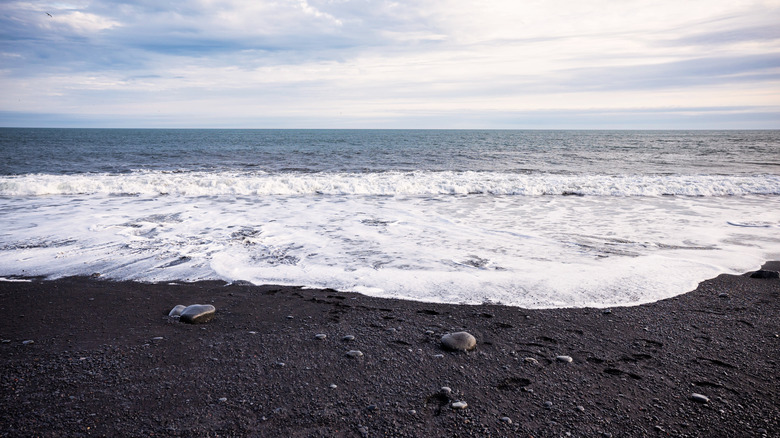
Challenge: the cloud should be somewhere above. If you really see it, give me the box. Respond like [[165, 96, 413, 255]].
[[1, 0, 779, 127]]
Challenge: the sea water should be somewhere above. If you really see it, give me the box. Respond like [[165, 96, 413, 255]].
[[1, 129, 778, 308]]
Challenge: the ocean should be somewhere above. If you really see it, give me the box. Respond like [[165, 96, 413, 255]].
[[1, 128, 778, 308]]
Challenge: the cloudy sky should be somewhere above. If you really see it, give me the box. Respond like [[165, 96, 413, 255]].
[[1, 0, 779, 128]]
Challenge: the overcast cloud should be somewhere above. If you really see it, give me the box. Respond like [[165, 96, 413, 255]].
[[1, 0, 779, 128]]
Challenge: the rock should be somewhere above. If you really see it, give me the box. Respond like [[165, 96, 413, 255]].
[[342, 335, 355, 341], [425, 330, 435, 335], [315, 333, 327, 340], [168, 305, 186, 317], [357, 426, 369, 437], [556, 355, 573, 363], [218, 397, 227, 402], [346, 350, 364, 358], [576, 405, 585, 412], [329, 384, 337, 389], [22, 340, 34, 345], [440, 386, 452, 395], [441, 331, 477, 351], [179, 304, 216, 324], [451, 401, 468, 409], [151, 336, 164, 341], [750, 269, 779, 279], [544, 401, 553, 408], [690, 393, 710, 403], [500, 416, 512, 424], [524, 357, 540, 365], [602, 309, 612, 314]]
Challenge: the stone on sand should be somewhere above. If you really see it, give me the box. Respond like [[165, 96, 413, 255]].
[[451, 401, 468, 409], [179, 304, 216, 324], [441, 331, 477, 351], [690, 393, 710, 403], [168, 305, 186, 317], [750, 269, 779, 279]]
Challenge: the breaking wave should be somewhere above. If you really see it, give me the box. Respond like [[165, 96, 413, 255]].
[[1, 171, 779, 197]]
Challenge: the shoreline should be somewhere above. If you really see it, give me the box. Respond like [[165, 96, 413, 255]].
[[1, 263, 778, 437]]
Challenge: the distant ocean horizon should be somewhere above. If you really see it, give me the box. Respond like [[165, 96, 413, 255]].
[[1, 128, 778, 308]]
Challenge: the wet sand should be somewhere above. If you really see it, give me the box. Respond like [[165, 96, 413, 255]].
[[1, 262, 778, 437]]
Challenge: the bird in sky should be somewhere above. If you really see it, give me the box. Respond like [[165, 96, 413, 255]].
[[46, 12, 52, 17]]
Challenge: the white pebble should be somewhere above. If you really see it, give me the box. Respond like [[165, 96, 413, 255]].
[[556, 355, 573, 363], [451, 401, 468, 409]]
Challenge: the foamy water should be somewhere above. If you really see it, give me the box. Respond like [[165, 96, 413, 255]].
[[1, 129, 778, 308]]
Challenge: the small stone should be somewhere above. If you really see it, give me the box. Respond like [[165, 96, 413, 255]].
[[556, 355, 573, 363], [544, 401, 553, 408], [409, 409, 417, 415], [451, 401, 468, 409], [718, 293, 730, 298], [357, 426, 369, 437], [346, 350, 364, 358], [750, 269, 780, 279], [500, 416, 512, 424], [329, 384, 337, 389], [690, 393, 710, 403], [342, 335, 355, 341], [275, 362, 285, 367], [524, 357, 539, 365], [441, 331, 477, 351], [248, 331, 257, 334], [168, 305, 186, 317], [602, 309, 612, 314], [576, 405, 585, 412], [22, 340, 34, 345], [1, 339, 10, 343], [315, 333, 327, 340], [440, 386, 452, 394], [425, 330, 435, 335], [179, 304, 216, 324], [433, 354, 444, 358], [286, 315, 294, 319], [218, 397, 227, 402], [151, 337, 163, 341]]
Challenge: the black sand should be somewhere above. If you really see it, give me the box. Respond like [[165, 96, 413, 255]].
[[1, 263, 778, 437]]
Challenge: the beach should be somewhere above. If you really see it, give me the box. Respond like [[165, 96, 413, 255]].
[[1, 262, 777, 437]]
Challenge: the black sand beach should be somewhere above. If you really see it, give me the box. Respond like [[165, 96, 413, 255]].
[[1, 263, 778, 437]]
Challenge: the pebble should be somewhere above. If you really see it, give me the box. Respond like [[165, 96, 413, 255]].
[[346, 350, 364, 358], [218, 397, 227, 402], [500, 416, 512, 424], [357, 426, 369, 437], [524, 357, 539, 365], [286, 315, 294, 319], [329, 384, 337, 389], [451, 401, 468, 409], [433, 354, 444, 358], [718, 293, 730, 298], [690, 393, 710, 403], [750, 269, 780, 279], [315, 333, 327, 340], [441, 386, 452, 394], [544, 401, 553, 408], [275, 362, 286, 367], [576, 405, 585, 412], [22, 340, 34, 345], [441, 331, 477, 351], [556, 355, 574, 363], [151, 337, 163, 341], [425, 330, 435, 335], [1, 339, 10, 343], [168, 305, 186, 317], [602, 309, 612, 314], [409, 409, 417, 415], [342, 335, 355, 341], [248, 331, 257, 334], [179, 304, 216, 324]]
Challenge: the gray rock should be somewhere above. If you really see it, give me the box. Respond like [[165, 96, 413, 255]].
[[451, 401, 468, 409], [544, 401, 553, 408], [556, 355, 573, 363], [500, 416, 512, 424], [690, 393, 710, 403], [179, 304, 216, 324], [168, 304, 186, 317], [440, 386, 452, 394], [329, 384, 337, 389], [315, 333, 327, 340], [346, 350, 364, 358], [441, 331, 477, 351], [751, 269, 779, 279], [342, 335, 355, 341], [22, 340, 34, 345], [524, 357, 540, 365]]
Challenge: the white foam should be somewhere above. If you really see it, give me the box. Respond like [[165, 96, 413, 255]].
[[0, 191, 777, 308], [0, 171, 778, 197]]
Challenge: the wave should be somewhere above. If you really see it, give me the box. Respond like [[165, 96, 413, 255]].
[[1, 171, 779, 197]]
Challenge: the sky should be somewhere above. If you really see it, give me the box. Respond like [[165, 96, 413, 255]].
[[1, 0, 779, 129]]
